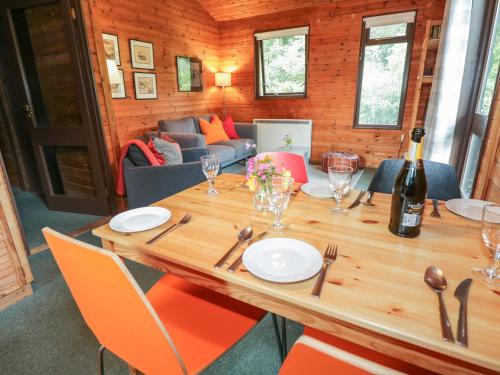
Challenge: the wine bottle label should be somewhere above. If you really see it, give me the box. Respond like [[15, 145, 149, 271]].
[[401, 202, 424, 227]]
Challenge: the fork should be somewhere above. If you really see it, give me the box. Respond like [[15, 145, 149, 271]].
[[146, 213, 192, 245], [311, 244, 338, 298], [363, 191, 375, 206], [431, 199, 441, 218]]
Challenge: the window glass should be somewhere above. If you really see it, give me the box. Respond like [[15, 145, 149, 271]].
[[261, 35, 306, 95], [478, 9, 500, 114], [369, 23, 407, 39], [358, 43, 408, 125]]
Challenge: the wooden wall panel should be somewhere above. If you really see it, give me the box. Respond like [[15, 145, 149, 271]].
[[91, 0, 222, 147], [218, 0, 446, 166], [0, 106, 20, 188]]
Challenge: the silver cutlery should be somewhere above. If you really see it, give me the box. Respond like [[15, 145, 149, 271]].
[[311, 244, 338, 298], [431, 199, 441, 218], [227, 231, 269, 272], [454, 278, 472, 347], [424, 266, 455, 343], [214, 225, 253, 268], [348, 191, 366, 209], [146, 213, 192, 245], [363, 191, 375, 206]]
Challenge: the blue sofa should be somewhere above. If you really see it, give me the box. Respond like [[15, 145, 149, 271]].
[[158, 115, 257, 167]]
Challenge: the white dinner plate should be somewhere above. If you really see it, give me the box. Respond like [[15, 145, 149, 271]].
[[109, 207, 171, 233], [445, 199, 493, 221], [301, 182, 332, 198], [242, 238, 323, 283]]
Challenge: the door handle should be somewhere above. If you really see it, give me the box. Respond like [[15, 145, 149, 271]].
[[22, 104, 33, 119]]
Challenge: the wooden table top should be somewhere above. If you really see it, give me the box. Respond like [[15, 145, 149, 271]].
[[93, 174, 500, 372]]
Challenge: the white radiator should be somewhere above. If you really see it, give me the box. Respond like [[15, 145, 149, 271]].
[[253, 119, 312, 155]]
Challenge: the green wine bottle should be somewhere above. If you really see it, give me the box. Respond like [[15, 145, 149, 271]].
[[389, 128, 427, 238]]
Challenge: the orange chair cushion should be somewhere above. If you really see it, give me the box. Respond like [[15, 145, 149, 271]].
[[147, 273, 265, 374], [199, 116, 229, 144], [303, 327, 434, 374], [279, 341, 371, 375]]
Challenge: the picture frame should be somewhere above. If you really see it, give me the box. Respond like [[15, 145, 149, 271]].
[[102, 33, 120, 65], [176, 56, 203, 92], [111, 69, 126, 99], [130, 39, 154, 69], [133, 72, 157, 99]]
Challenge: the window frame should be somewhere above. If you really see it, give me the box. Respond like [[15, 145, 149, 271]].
[[353, 13, 416, 130], [254, 26, 310, 99]]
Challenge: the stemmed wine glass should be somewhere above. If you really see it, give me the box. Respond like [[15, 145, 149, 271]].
[[328, 165, 353, 216], [201, 155, 220, 195], [472, 204, 500, 287], [267, 176, 294, 230]]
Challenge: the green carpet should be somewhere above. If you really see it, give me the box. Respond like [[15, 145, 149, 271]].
[[12, 188, 102, 249], [0, 231, 302, 374]]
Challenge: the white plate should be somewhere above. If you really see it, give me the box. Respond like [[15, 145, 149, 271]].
[[242, 238, 323, 283], [445, 199, 492, 221], [301, 182, 332, 198], [109, 207, 171, 233]]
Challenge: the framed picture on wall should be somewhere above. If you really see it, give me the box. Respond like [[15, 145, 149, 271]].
[[102, 33, 120, 65], [111, 69, 126, 99], [133, 72, 157, 99], [176, 56, 203, 92], [130, 39, 154, 69]]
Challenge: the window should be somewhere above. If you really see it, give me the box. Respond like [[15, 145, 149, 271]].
[[255, 26, 309, 98], [354, 12, 416, 129]]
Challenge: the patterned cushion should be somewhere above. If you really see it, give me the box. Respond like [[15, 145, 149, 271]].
[[152, 137, 183, 165]]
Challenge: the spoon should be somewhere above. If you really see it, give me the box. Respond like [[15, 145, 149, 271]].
[[214, 225, 253, 268], [424, 266, 455, 342]]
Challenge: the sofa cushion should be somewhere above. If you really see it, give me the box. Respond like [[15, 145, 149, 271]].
[[207, 144, 236, 162], [127, 144, 150, 166], [199, 117, 230, 145], [222, 115, 239, 139], [214, 138, 256, 158], [192, 114, 212, 134], [158, 117, 197, 134], [152, 137, 183, 165]]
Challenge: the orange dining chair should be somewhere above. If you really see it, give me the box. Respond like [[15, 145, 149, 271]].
[[280, 327, 434, 374], [279, 333, 406, 375], [43, 228, 268, 375], [258, 152, 309, 183]]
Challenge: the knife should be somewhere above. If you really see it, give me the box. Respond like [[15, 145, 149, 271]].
[[348, 190, 366, 209], [227, 231, 268, 272], [454, 278, 472, 347]]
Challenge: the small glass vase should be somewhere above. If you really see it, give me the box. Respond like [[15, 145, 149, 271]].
[[253, 183, 270, 211]]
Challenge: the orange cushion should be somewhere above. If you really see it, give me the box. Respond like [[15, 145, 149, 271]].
[[279, 341, 370, 375], [147, 273, 265, 374], [303, 327, 434, 374], [199, 116, 229, 144]]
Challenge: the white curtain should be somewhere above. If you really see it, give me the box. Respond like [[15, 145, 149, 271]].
[[423, 0, 473, 163]]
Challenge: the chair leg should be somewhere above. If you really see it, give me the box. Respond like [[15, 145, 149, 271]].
[[281, 315, 288, 359], [271, 313, 284, 362], [98, 346, 106, 375]]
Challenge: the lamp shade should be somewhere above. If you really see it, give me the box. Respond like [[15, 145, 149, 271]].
[[106, 59, 121, 85], [215, 72, 231, 87]]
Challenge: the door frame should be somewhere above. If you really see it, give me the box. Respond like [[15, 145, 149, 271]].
[[0, 0, 115, 215]]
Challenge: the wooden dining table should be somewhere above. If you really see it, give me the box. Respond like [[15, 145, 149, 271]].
[[93, 174, 500, 374]]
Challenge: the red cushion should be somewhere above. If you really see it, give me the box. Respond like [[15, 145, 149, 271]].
[[222, 115, 239, 139], [147, 138, 166, 165]]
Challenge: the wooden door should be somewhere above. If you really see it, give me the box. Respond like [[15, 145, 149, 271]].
[[1, 0, 113, 215]]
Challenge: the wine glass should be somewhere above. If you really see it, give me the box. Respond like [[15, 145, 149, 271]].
[[267, 176, 294, 230], [201, 155, 220, 195], [328, 165, 353, 216], [472, 204, 500, 287]]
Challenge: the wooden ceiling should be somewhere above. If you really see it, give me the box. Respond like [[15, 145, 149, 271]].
[[197, 0, 336, 22]]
